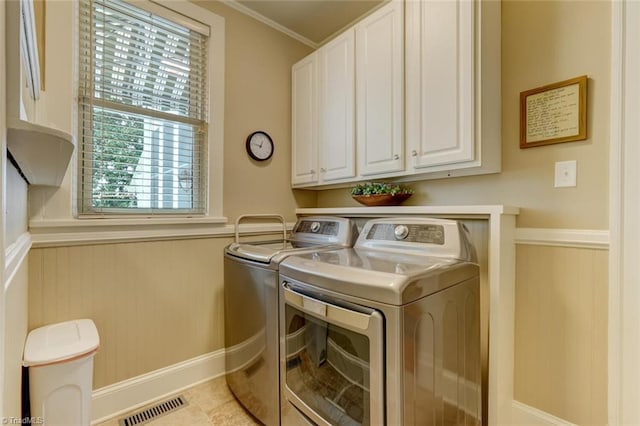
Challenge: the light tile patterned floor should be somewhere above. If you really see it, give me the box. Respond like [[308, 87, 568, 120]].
[[96, 377, 261, 426]]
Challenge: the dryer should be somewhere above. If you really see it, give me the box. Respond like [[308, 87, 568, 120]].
[[278, 217, 482, 426]]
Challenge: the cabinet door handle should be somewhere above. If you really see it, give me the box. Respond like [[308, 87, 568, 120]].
[[310, 169, 316, 174], [393, 154, 399, 160], [320, 168, 326, 173], [411, 150, 418, 157]]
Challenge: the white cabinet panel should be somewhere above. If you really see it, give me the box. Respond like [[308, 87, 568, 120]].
[[291, 0, 499, 189], [406, 0, 475, 169], [355, 1, 404, 176], [319, 30, 355, 182], [405, 0, 500, 178], [291, 54, 318, 185]]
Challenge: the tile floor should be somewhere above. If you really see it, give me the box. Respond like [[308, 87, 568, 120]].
[[96, 376, 261, 426]]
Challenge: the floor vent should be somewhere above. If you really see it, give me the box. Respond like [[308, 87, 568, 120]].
[[118, 395, 188, 426]]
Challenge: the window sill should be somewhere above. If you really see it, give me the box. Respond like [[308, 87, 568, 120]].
[[29, 216, 294, 248]]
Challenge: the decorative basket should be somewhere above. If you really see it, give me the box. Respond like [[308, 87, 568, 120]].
[[352, 193, 412, 206]]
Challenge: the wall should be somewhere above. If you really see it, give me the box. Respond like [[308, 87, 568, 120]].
[[0, 0, 6, 415], [515, 244, 607, 425], [3, 163, 30, 419], [191, 0, 317, 221], [29, 238, 228, 389], [315, 1, 611, 424], [3, 254, 28, 421], [26, 0, 313, 394]]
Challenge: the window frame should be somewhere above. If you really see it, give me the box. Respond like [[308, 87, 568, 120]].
[[75, 0, 225, 220]]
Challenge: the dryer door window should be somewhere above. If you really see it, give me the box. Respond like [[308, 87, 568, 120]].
[[281, 282, 384, 425]]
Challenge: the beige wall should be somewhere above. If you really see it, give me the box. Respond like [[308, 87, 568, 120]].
[[515, 244, 608, 425], [29, 238, 230, 389], [192, 1, 317, 222], [317, 1, 611, 230]]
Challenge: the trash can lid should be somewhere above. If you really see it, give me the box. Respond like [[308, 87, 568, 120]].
[[23, 319, 100, 367]]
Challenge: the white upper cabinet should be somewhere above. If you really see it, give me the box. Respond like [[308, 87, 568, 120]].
[[291, 53, 319, 185], [406, 0, 474, 168], [318, 29, 356, 183], [406, 0, 501, 176], [291, 0, 499, 188], [355, 1, 404, 176]]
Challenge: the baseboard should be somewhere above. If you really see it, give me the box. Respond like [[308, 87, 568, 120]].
[[90, 349, 225, 424], [512, 400, 577, 426]]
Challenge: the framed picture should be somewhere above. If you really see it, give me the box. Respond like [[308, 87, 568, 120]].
[[519, 75, 587, 148]]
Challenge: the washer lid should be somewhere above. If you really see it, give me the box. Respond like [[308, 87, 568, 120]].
[[225, 216, 358, 264], [226, 240, 292, 263], [279, 248, 478, 305], [23, 319, 100, 367]]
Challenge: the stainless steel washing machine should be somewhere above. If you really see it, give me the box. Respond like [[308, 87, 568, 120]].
[[224, 215, 358, 426], [278, 217, 482, 426]]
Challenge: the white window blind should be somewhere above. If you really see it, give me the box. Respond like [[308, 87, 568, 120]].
[[78, 0, 208, 215]]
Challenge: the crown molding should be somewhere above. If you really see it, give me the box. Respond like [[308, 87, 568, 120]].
[[221, 0, 318, 48]]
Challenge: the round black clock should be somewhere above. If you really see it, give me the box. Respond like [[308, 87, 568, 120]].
[[246, 131, 274, 161]]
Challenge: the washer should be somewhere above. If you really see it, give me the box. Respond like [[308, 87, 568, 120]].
[[278, 217, 482, 426], [224, 215, 357, 426]]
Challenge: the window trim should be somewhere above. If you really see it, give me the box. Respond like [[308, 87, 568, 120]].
[[75, 0, 225, 220]]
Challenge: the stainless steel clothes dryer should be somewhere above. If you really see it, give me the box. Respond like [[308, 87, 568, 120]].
[[224, 215, 358, 426], [278, 218, 481, 426]]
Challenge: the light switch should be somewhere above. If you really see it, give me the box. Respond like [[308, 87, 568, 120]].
[[555, 160, 577, 188]]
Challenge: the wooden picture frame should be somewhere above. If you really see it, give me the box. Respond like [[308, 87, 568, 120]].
[[519, 75, 587, 148]]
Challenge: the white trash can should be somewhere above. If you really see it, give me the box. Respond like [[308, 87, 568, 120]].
[[23, 319, 100, 426]]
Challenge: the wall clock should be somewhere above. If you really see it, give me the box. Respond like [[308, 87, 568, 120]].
[[246, 131, 274, 161]]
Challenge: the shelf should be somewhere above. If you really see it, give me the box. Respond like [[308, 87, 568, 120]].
[[7, 117, 74, 187]]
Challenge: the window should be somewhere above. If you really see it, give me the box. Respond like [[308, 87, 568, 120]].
[[78, 0, 217, 215]]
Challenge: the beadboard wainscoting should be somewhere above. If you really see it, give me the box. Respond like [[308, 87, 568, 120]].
[[514, 228, 609, 425], [29, 237, 231, 390]]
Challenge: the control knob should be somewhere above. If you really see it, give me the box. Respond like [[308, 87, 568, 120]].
[[394, 225, 409, 240], [310, 222, 321, 233]]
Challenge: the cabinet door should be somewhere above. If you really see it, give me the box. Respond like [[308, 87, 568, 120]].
[[318, 29, 355, 182], [406, 0, 475, 169], [355, 1, 404, 176], [318, 29, 356, 182], [291, 53, 318, 185]]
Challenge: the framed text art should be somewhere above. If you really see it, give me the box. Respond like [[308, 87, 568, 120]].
[[519, 75, 587, 148]]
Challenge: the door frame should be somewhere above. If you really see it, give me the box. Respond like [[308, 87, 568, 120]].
[[609, 1, 640, 423]]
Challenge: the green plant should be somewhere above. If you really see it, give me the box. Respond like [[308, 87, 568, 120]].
[[351, 182, 414, 196]]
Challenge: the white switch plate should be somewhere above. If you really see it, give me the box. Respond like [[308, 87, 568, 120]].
[[555, 160, 577, 187]]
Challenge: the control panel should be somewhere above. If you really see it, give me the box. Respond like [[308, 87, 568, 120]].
[[356, 218, 475, 261], [295, 220, 339, 236], [366, 223, 445, 245]]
